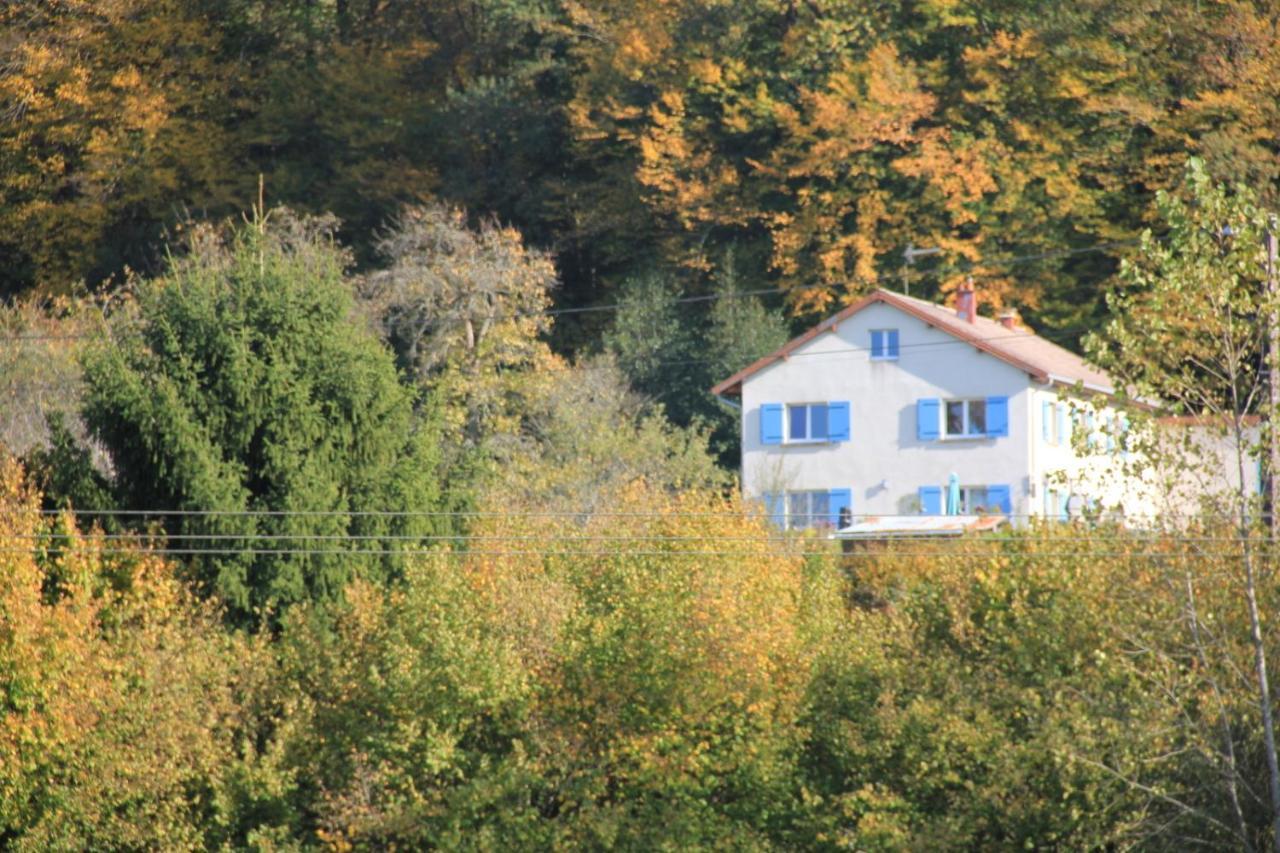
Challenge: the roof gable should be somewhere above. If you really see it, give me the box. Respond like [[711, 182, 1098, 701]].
[[710, 289, 1115, 396]]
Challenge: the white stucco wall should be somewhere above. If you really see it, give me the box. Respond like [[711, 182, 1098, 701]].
[[739, 302, 1036, 518], [1039, 406, 1264, 523]]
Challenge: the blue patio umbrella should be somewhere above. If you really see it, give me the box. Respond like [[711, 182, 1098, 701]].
[[945, 472, 961, 516]]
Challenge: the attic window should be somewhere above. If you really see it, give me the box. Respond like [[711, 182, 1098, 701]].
[[870, 329, 899, 360]]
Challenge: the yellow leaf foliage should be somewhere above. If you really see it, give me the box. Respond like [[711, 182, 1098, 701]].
[[0, 457, 256, 849]]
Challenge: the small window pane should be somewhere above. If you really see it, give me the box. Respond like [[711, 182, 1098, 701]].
[[967, 488, 987, 513], [946, 401, 965, 435], [789, 405, 807, 440], [788, 492, 809, 528], [810, 405, 829, 439], [811, 492, 831, 526], [968, 400, 986, 435]]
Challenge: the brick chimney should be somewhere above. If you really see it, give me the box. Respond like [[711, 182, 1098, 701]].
[[955, 278, 977, 324], [998, 309, 1017, 330]]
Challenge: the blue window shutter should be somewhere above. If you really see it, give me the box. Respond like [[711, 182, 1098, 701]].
[[888, 329, 900, 358], [1120, 414, 1131, 455], [761, 403, 783, 445], [870, 330, 884, 359], [828, 488, 852, 527], [917, 398, 940, 440], [1042, 401, 1053, 442], [1058, 404, 1070, 444], [1106, 415, 1116, 452], [1086, 411, 1097, 449], [919, 485, 943, 515], [764, 493, 785, 528], [1059, 491, 1070, 521], [828, 401, 850, 441], [987, 485, 1012, 515], [985, 396, 1009, 437]]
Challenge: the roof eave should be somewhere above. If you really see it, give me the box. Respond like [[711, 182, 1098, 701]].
[[708, 291, 886, 396]]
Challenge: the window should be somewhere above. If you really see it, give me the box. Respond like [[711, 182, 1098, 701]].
[[918, 397, 1007, 440], [919, 483, 1011, 515], [1042, 400, 1070, 446], [957, 486, 989, 514], [1043, 483, 1068, 520], [943, 399, 987, 438], [870, 329, 899, 360], [788, 403, 829, 441], [787, 490, 831, 530], [761, 402, 850, 444]]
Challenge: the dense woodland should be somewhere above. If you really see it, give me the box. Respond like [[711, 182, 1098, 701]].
[[7, 0, 1280, 849], [7, 0, 1280, 337]]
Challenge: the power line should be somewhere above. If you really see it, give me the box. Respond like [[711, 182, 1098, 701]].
[[0, 545, 1265, 559], [18, 506, 1254, 521], [0, 319, 1108, 395], [0, 238, 1137, 344], [9, 530, 1276, 542]]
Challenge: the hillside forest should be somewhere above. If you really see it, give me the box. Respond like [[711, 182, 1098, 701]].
[[8, 0, 1280, 849]]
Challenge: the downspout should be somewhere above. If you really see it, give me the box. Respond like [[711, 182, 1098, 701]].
[[1030, 376, 1055, 522]]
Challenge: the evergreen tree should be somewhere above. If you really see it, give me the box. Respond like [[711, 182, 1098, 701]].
[[605, 256, 789, 469], [79, 211, 446, 625]]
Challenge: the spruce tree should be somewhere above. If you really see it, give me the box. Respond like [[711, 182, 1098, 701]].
[[81, 212, 445, 625]]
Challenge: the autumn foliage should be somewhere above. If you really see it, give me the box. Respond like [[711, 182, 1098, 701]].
[[5, 457, 1278, 847], [5, 0, 1280, 342]]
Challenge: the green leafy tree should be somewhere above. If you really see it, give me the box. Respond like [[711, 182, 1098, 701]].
[[1088, 157, 1280, 849], [79, 211, 446, 625], [488, 353, 729, 515]]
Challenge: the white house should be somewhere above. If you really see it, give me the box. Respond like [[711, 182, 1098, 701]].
[[710, 284, 1190, 529]]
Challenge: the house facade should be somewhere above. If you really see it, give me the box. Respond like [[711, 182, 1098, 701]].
[[711, 285, 1166, 529]]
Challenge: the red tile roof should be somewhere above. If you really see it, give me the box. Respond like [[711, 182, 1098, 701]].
[[710, 288, 1115, 396]]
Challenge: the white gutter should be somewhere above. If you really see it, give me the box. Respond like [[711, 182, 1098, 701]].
[[1047, 373, 1114, 396], [715, 393, 741, 411]]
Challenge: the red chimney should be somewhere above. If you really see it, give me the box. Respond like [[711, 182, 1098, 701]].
[[955, 278, 977, 324], [998, 309, 1016, 330]]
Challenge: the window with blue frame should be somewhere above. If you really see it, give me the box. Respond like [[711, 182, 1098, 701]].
[[870, 329, 900, 360], [919, 483, 1011, 515], [761, 402, 850, 445], [766, 488, 851, 529], [918, 396, 1007, 440]]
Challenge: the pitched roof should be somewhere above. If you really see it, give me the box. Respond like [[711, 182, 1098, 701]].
[[710, 288, 1116, 396]]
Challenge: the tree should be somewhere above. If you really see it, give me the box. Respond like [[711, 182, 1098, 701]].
[[1088, 157, 1280, 849], [486, 354, 729, 515], [0, 458, 258, 849], [0, 0, 243, 295], [79, 211, 446, 625], [358, 202, 565, 501], [604, 254, 789, 468]]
